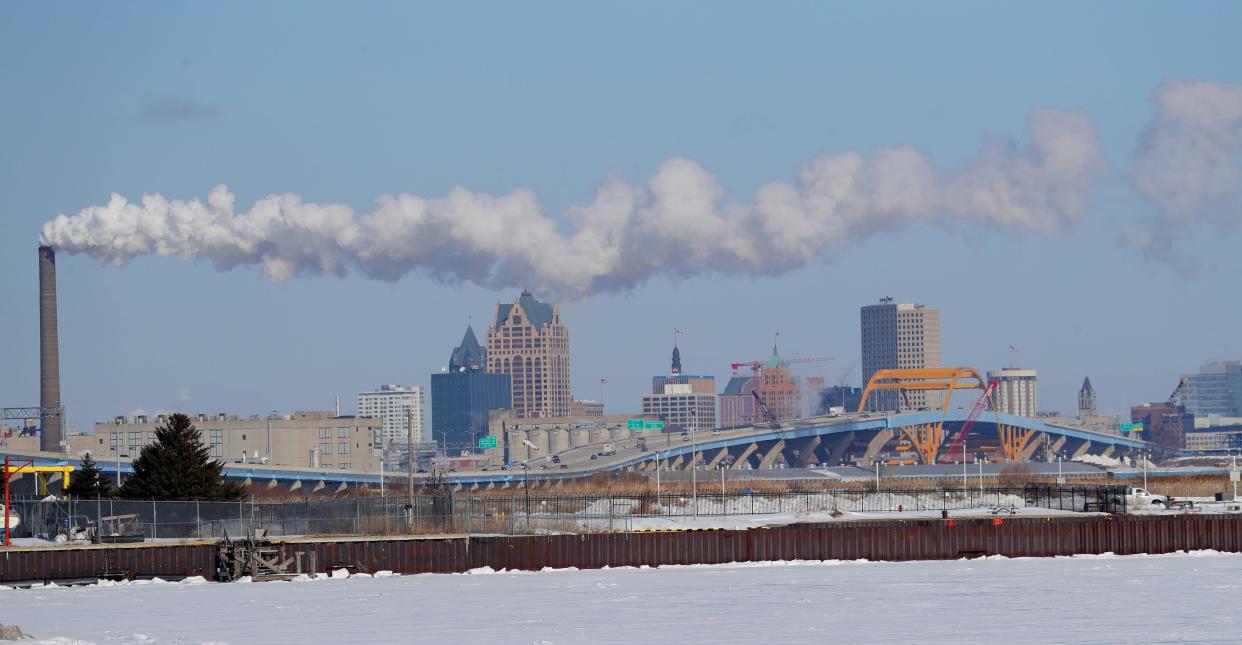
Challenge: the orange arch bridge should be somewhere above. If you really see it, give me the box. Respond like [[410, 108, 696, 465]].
[[857, 367, 989, 465]]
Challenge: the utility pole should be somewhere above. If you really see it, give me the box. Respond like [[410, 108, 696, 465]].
[[406, 408, 414, 513], [691, 411, 698, 519]]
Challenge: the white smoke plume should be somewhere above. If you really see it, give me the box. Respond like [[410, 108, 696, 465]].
[[41, 109, 1101, 299], [1128, 80, 1242, 251]]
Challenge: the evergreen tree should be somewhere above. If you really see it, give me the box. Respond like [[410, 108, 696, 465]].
[[63, 452, 113, 498], [119, 413, 245, 500]]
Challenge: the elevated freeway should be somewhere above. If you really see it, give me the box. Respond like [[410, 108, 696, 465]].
[[3, 411, 1152, 494]]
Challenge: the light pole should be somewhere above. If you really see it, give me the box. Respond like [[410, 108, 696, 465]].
[[873, 460, 880, 491], [1142, 450, 1149, 491], [655, 451, 661, 498], [1056, 454, 1064, 485], [977, 457, 983, 494], [690, 411, 698, 519], [522, 462, 531, 531], [1231, 452, 1239, 502], [961, 440, 968, 490]]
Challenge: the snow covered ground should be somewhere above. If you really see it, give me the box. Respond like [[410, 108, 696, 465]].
[[4, 550, 1241, 644]]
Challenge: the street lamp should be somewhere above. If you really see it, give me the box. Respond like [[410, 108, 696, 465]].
[[872, 460, 881, 491], [690, 410, 698, 519], [521, 462, 531, 531]]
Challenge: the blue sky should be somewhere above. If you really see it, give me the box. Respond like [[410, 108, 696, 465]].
[[3, 2, 1241, 433]]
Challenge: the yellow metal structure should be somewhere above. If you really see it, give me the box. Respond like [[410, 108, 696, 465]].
[[997, 424, 1036, 463], [2, 463, 76, 495], [857, 367, 989, 465]]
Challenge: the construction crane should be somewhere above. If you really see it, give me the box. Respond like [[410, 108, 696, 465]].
[[939, 380, 999, 464], [1167, 376, 1190, 406], [730, 356, 833, 375], [751, 391, 782, 432]]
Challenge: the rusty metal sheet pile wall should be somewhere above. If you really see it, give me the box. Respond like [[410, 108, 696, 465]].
[[1, 543, 217, 584], [6, 516, 1242, 584]]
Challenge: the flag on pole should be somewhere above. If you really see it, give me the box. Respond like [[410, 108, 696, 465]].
[[1009, 345, 1019, 352], [600, 378, 608, 384]]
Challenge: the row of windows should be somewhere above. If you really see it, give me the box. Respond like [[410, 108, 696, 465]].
[[317, 442, 354, 455]]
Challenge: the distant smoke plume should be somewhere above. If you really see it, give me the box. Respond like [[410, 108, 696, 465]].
[[1128, 81, 1242, 251], [40, 109, 1101, 299]]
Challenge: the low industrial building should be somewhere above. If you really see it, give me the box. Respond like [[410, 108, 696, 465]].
[[92, 411, 383, 472], [483, 409, 663, 464]]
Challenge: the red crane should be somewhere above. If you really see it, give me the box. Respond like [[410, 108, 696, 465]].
[[939, 380, 999, 464], [730, 356, 833, 375]]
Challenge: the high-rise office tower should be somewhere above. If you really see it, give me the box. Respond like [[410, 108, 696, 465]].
[[431, 326, 512, 451], [860, 298, 941, 412], [357, 385, 425, 446], [987, 368, 1038, 417], [486, 291, 572, 418]]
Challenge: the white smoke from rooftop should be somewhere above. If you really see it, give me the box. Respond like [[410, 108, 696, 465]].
[[40, 109, 1101, 299]]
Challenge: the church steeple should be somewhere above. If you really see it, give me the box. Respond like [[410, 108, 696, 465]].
[[1078, 376, 1097, 419], [671, 345, 682, 375]]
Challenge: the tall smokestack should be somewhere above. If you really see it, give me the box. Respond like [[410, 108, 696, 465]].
[[38, 245, 62, 452]]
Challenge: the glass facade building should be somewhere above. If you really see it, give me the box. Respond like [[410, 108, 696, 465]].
[[431, 326, 512, 452], [1179, 361, 1242, 417]]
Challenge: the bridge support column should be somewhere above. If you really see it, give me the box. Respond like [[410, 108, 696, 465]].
[[289, 480, 302, 493], [899, 423, 943, 465], [1100, 445, 1115, 459], [758, 440, 786, 470], [705, 448, 730, 470], [335, 482, 348, 493], [731, 443, 759, 470], [794, 436, 821, 465], [1070, 440, 1092, 460], [860, 430, 895, 465], [821, 432, 855, 466], [267, 479, 278, 489], [998, 424, 1037, 463], [670, 455, 685, 471], [1049, 436, 1067, 457], [1018, 432, 1045, 462], [312, 480, 325, 493]]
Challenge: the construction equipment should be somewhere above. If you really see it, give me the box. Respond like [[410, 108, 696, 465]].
[[751, 391, 782, 431], [731, 356, 833, 375], [1167, 376, 1190, 406], [940, 380, 999, 464]]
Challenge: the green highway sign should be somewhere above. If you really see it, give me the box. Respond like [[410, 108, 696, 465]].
[[627, 419, 666, 430], [478, 436, 497, 449], [645, 420, 665, 430], [627, 419, 643, 429], [1120, 423, 1144, 432]]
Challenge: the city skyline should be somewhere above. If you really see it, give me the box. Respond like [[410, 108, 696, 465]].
[[3, 3, 1242, 434]]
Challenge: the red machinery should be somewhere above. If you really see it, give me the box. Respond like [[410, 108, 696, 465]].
[[730, 356, 833, 375], [939, 381, 999, 463]]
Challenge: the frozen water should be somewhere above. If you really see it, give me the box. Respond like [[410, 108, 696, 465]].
[[4, 551, 1240, 644]]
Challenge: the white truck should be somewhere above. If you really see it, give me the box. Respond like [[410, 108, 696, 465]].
[[1124, 487, 1168, 510], [827, 406, 846, 418], [600, 443, 616, 456]]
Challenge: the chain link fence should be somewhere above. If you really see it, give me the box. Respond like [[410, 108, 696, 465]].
[[7, 484, 1124, 541]]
